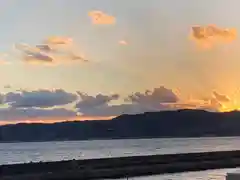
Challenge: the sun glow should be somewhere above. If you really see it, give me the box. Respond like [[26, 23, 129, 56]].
[[0, 116, 116, 126]]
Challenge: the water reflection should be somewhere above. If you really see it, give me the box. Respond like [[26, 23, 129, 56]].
[[113, 168, 240, 180]]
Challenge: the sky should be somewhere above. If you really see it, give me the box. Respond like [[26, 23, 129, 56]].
[[0, 0, 240, 124]]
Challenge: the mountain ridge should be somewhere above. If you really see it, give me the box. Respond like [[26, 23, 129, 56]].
[[1, 109, 240, 142]]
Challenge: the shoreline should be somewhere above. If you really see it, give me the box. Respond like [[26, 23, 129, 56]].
[[0, 135, 238, 144], [2, 150, 240, 179]]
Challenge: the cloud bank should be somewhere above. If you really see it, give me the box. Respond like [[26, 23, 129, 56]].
[[0, 86, 234, 124], [5, 89, 77, 108], [76, 87, 182, 117]]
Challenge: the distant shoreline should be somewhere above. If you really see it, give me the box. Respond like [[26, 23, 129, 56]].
[[0, 135, 239, 144]]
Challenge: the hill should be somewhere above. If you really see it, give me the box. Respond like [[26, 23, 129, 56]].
[[0, 109, 240, 142]]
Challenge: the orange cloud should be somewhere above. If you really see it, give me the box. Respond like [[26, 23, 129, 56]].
[[190, 24, 237, 48], [119, 40, 128, 45], [0, 86, 237, 125], [22, 58, 56, 66], [88, 11, 116, 25], [165, 90, 233, 112], [0, 116, 115, 126], [0, 59, 11, 65], [15, 37, 88, 65], [197, 91, 232, 111], [45, 36, 73, 45], [213, 91, 230, 103]]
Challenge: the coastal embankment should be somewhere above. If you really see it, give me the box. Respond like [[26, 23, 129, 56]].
[[2, 150, 240, 179]]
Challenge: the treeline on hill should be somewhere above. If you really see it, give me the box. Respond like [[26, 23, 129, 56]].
[[0, 109, 240, 142]]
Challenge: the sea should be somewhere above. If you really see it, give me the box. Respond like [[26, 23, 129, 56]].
[[1, 137, 240, 179]]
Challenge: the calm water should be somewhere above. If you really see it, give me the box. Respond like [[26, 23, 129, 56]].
[[1, 137, 240, 179], [114, 168, 240, 180]]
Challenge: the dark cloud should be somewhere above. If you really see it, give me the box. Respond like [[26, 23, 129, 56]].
[[24, 53, 54, 63], [0, 94, 4, 104], [4, 92, 21, 103], [5, 89, 77, 108], [127, 86, 179, 104], [75, 87, 232, 116], [14, 39, 88, 65], [76, 92, 119, 109], [4, 85, 11, 89], [15, 43, 54, 64], [76, 86, 179, 116], [36, 44, 53, 52], [0, 86, 232, 121]]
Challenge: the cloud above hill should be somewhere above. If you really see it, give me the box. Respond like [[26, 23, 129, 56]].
[[75, 86, 180, 116], [74, 88, 233, 116], [5, 89, 77, 108], [0, 86, 233, 124], [127, 86, 179, 104], [76, 92, 119, 109]]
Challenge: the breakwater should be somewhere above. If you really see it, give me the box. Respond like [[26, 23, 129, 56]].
[[2, 150, 240, 179]]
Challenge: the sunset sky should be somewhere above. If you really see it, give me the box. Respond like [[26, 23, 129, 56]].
[[1, 0, 240, 124]]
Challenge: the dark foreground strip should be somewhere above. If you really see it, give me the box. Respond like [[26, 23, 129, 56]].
[[2, 150, 240, 179]]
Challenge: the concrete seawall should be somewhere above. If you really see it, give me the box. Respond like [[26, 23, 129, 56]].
[[2, 150, 240, 179]]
